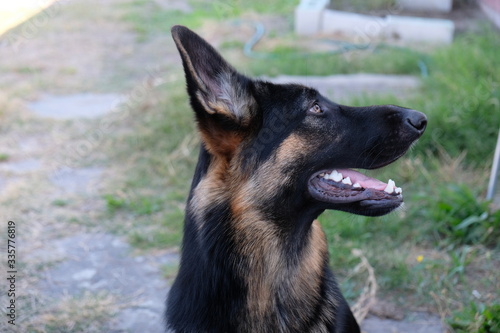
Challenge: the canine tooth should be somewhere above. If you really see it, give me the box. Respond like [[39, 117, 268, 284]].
[[384, 179, 395, 193], [353, 182, 361, 188], [331, 170, 343, 182], [342, 177, 352, 185], [395, 187, 402, 194]]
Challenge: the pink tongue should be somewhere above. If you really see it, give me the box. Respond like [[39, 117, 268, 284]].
[[336, 169, 388, 191]]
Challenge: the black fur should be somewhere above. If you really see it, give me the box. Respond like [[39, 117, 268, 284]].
[[166, 25, 426, 333]]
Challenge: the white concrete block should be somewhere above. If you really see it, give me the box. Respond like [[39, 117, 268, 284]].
[[479, 0, 500, 30], [385, 15, 455, 44], [322, 10, 386, 41], [295, 0, 329, 36], [397, 0, 453, 13]]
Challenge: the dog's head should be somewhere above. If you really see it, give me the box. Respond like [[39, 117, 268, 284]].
[[171, 25, 426, 221]]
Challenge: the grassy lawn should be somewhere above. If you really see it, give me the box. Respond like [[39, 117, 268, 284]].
[[105, 1, 500, 331]]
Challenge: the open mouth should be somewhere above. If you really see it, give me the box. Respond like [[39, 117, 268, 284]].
[[308, 168, 403, 214]]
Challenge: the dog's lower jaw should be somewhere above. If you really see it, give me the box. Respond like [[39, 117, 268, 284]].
[[307, 170, 404, 217]]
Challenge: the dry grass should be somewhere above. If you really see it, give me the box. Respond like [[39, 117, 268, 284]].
[[350, 249, 378, 323], [21, 292, 119, 333]]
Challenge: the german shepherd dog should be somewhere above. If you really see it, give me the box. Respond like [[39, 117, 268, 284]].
[[167, 25, 427, 333]]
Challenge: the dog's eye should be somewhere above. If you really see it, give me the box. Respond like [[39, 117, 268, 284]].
[[309, 104, 322, 114]]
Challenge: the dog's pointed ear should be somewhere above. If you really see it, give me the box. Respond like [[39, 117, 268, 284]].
[[171, 25, 256, 126]]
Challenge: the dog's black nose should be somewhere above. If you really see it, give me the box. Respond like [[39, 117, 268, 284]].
[[406, 110, 427, 133]]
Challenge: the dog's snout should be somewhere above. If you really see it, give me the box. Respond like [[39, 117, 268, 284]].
[[406, 110, 427, 134]]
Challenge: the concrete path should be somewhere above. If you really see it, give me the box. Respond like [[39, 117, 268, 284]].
[[34, 233, 178, 333]]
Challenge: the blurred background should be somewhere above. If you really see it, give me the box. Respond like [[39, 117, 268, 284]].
[[0, 0, 498, 332]]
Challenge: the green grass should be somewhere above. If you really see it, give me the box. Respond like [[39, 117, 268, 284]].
[[103, 194, 127, 214], [14, 66, 44, 74], [103, 82, 196, 249], [449, 303, 500, 333], [329, 0, 397, 13], [120, 1, 206, 39], [104, 193, 164, 215], [120, 0, 296, 40], [244, 45, 424, 77], [415, 183, 500, 247], [411, 27, 500, 164], [161, 262, 180, 280], [51, 199, 69, 207]]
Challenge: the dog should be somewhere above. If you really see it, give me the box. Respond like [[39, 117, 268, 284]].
[[166, 25, 426, 333]]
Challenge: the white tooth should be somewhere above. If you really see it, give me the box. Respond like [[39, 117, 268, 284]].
[[342, 177, 352, 185], [331, 170, 343, 182], [353, 183, 361, 188], [319, 173, 325, 178], [388, 179, 396, 187], [395, 187, 402, 194], [384, 181, 395, 194]]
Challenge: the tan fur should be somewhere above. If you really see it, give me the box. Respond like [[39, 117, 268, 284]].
[[199, 125, 243, 159], [229, 201, 330, 331], [244, 132, 315, 204], [190, 157, 230, 229], [227, 133, 331, 332]]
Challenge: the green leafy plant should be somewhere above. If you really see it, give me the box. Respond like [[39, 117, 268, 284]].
[[103, 194, 163, 216], [52, 199, 69, 207], [421, 183, 500, 246], [103, 194, 127, 214], [482, 305, 500, 333], [449, 303, 500, 333]]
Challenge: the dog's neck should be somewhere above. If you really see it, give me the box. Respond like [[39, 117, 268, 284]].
[[189, 146, 323, 244], [184, 148, 331, 329]]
